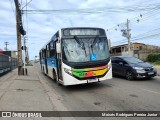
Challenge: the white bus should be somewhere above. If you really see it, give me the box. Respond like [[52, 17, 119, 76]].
[[39, 27, 112, 86]]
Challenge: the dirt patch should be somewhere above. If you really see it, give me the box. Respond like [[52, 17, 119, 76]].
[[94, 102, 101, 106], [129, 94, 138, 98], [16, 88, 33, 92]]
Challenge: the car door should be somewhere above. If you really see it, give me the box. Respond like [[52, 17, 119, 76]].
[[117, 60, 128, 76], [111, 59, 119, 75], [112, 58, 127, 76]]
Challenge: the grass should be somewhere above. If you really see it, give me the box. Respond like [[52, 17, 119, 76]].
[[26, 61, 33, 66], [152, 61, 160, 65]]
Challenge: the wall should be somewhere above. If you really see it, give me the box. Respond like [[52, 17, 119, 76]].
[[137, 51, 160, 61]]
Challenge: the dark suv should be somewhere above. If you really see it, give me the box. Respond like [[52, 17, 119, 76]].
[[111, 56, 157, 80]]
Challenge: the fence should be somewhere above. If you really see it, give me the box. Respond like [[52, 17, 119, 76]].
[[0, 54, 18, 75]]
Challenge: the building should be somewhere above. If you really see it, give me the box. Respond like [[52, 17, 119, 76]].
[[111, 42, 160, 60], [3, 51, 18, 58]]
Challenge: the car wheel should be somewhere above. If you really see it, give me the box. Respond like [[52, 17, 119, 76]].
[[126, 71, 134, 80]]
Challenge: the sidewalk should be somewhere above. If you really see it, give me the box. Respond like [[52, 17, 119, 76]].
[[154, 65, 160, 76], [0, 66, 74, 120], [0, 66, 54, 111]]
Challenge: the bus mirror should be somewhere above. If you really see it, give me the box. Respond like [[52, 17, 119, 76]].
[[56, 43, 61, 53]]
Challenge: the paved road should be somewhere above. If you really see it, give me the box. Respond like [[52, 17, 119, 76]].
[[35, 63, 160, 120]]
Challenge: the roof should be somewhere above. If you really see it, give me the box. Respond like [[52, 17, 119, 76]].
[[61, 27, 105, 30], [111, 42, 145, 48], [112, 56, 134, 58]]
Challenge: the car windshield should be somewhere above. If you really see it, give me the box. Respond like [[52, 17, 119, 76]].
[[123, 57, 144, 64], [62, 37, 109, 62]]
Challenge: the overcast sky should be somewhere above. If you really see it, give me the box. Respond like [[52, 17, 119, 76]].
[[0, 0, 160, 59]]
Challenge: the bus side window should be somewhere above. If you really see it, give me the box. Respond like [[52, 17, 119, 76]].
[[39, 52, 41, 63], [50, 41, 56, 57], [46, 45, 50, 58], [42, 49, 45, 59]]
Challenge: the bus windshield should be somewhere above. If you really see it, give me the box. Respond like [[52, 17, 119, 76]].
[[62, 37, 110, 62]]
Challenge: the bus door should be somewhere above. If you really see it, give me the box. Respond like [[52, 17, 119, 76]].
[[56, 41, 62, 81], [39, 52, 42, 70], [44, 49, 48, 74]]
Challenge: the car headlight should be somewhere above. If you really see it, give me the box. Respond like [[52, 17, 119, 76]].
[[133, 67, 145, 73], [133, 67, 144, 70], [64, 68, 72, 75]]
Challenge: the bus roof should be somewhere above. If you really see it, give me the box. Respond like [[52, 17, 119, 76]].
[[39, 27, 106, 51]]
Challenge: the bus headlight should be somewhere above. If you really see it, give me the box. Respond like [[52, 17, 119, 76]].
[[64, 68, 72, 76]]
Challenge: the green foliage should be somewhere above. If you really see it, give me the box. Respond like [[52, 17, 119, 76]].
[[153, 61, 160, 65], [26, 61, 33, 66], [147, 54, 160, 62]]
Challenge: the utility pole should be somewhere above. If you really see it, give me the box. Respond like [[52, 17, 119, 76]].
[[127, 19, 131, 56], [14, 0, 22, 75], [121, 19, 131, 56], [4, 42, 9, 51]]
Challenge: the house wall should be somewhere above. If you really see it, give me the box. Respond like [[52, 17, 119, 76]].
[[111, 43, 160, 60]]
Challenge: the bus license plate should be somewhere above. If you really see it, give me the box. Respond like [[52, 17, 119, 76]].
[[88, 78, 98, 83]]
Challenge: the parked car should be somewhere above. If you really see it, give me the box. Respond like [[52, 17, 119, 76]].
[[111, 56, 157, 80]]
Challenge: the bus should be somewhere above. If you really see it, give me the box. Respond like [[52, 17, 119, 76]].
[[39, 27, 112, 86]]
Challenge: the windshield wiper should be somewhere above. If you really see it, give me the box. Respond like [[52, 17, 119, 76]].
[[91, 36, 98, 53], [74, 36, 87, 56]]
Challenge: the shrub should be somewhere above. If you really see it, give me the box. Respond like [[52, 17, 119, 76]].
[[147, 54, 160, 62]]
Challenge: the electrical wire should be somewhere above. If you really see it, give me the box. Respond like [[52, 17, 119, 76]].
[[112, 27, 160, 46], [22, 0, 33, 9], [9, 0, 16, 17], [22, 3, 160, 14], [107, 8, 160, 32]]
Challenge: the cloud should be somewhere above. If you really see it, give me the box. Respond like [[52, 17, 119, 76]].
[[0, 0, 160, 59]]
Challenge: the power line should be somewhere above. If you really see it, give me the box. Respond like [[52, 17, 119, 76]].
[[112, 33, 160, 46], [25, 0, 29, 39], [22, 0, 33, 9], [9, 0, 16, 17], [106, 8, 160, 32], [22, 3, 160, 14], [112, 27, 160, 46], [131, 33, 160, 41], [130, 10, 160, 25]]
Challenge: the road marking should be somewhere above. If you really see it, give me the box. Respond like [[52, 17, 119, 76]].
[[142, 89, 160, 95]]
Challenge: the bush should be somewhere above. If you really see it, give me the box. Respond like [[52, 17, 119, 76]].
[[147, 54, 160, 62], [153, 61, 160, 65]]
